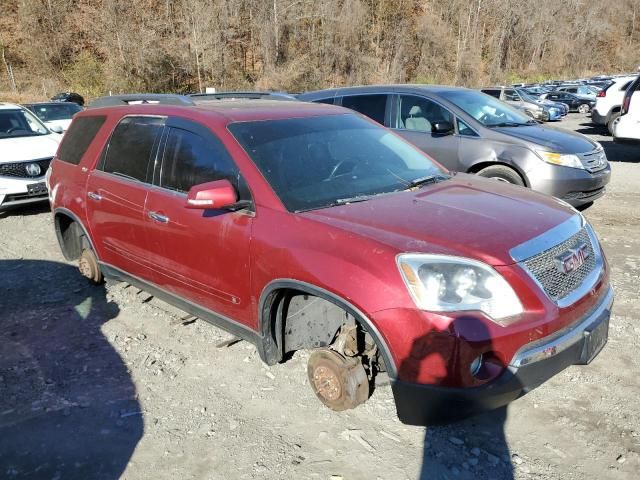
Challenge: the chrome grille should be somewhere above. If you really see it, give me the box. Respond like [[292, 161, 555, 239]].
[[0, 158, 52, 178], [578, 149, 607, 173], [522, 228, 597, 301]]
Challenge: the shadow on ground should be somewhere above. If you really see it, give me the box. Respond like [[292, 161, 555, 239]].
[[0, 202, 51, 219], [398, 317, 517, 479], [0, 260, 142, 479], [419, 407, 513, 479]]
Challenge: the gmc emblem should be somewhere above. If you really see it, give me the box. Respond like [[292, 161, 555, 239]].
[[555, 243, 590, 274]]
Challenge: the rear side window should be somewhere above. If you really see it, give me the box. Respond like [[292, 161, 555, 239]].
[[313, 98, 336, 105], [56, 116, 106, 165], [620, 81, 633, 91], [481, 89, 501, 99], [340, 95, 388, 124], [101, 116, 164, 182], [159, 127, 240, 194]]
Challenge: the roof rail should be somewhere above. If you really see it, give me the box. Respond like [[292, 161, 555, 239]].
[[88, 94, 195, 108], [189, 91, 297, 102]]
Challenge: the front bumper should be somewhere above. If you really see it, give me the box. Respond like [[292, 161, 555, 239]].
[[526, 161, 611, 207], [0, 176, 49, 211], [392, 286, 613, 425]]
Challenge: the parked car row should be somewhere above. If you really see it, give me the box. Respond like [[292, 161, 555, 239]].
[[43, 93, 613, 426], [509, 73, 640, 138]]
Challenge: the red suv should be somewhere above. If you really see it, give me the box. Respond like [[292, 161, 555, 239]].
[[48, 99, 613, 425]]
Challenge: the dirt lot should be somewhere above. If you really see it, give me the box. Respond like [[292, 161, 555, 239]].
[[1, 113, 638, 480]]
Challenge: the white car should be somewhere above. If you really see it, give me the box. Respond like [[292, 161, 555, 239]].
[[613, 76, 640, 142], [591, 75, 638, 134], [23, 102, 82, 132], [0, 103, 62, 212]]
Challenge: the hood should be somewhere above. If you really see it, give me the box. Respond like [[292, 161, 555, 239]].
[[0, 134, 61, 163], [300, 174, 575, 266], [44, 119, 72, 131], [493, 124, 597, 153]]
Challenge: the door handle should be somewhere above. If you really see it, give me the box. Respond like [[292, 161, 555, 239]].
[[148, 211, 169, 224], [87, 192, 102, 201]]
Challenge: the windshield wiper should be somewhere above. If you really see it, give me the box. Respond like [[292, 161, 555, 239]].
[[334, 194, 378, 205], [405, 174, 449, 190], [487, 122, 529, 128]]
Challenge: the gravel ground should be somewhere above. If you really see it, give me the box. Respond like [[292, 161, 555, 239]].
[[0, 113, 638, 480]]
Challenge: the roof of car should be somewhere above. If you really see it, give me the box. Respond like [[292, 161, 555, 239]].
[[0, 102, 24, 110], [23, 101, 78, 106], [298, 84, 471, 98], [78, 99, 350, 123]]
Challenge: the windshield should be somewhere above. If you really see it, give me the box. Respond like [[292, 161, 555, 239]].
[[439, 90, 534, 127], [26, 103, 81, 121], [0, 109, 50, 138], [516, 90, 540, 103], [228, 114, 447, 212]]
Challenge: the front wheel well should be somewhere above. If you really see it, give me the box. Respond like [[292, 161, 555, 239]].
[[259, 285, 391, 374], [467, 161, 528, 187]]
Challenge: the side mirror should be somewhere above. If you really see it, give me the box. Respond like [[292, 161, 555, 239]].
[[50, 125, 64, 134], [432, 121, 454, 135], [186, 179, 238, 210]]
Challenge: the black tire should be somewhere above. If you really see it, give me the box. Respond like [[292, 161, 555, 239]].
[[607, 112, 620, 136], [476, 165, 525, 186]]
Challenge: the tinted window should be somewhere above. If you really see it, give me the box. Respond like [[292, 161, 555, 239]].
[[481, 89, 501, 99], [398, 95, 453, 133], [313, 98, 336, 105], [57, 116, 107, 165], [228, 114, 445, 212], [503, 89, 519, 101], [340, 95, 388, 124], [160, 127, 241, 194], [26, 103, 82, 121], [621, 81, 633, 90], [102, 116, 164, 182]]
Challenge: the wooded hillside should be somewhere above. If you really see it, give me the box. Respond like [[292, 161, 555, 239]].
[[1, 0, 639, 99]]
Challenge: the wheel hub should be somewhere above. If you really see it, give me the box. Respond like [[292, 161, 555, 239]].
[[79, 257, 93, 279], [312, 365, 342, 401]]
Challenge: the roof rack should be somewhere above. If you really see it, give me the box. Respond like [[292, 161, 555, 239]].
[[88, 94, 195, 108], [189, 91, 297, 102]]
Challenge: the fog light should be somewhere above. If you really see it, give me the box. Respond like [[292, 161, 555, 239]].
[[470, 355, 484, 377]]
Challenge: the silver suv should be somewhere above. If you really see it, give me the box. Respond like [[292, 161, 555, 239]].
[[298, 85, 610, 207]]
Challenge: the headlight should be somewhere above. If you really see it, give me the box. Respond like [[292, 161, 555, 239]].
[[397, 254, 523, 324], [535, 150, 585, 169]]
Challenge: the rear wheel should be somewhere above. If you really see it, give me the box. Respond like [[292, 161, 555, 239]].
[[607, 112, 620, 136], [307, 348, 370, 411], [578, 103, 591, 114], [476, 165, 525, 186], [78, 248, 103, 284]]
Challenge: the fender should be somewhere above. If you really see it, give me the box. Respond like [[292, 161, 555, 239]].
[[258, 279, 398, 378]]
